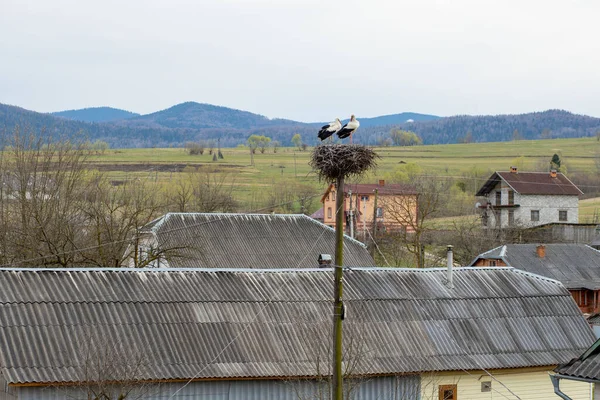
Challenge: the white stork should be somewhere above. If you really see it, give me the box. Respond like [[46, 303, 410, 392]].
[[337, 115, 360, 139], [317, 118, 342, 141]]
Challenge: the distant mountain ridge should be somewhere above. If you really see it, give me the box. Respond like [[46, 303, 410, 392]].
[[52, 107, 139, 123], [2, 102, 599, 148], [119, 102, 301, 130]]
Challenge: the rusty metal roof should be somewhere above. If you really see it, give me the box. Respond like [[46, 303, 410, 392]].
[[142, 213, 374, 268], [0, 267, 593, 385], [471, 244, 600, 290], [476, 171, 583, 196]]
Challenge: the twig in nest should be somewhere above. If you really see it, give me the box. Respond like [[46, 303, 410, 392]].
[[310, 144, 379, 182]]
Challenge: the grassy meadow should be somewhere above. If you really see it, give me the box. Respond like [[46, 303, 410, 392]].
[[87, 137, 600, 220]]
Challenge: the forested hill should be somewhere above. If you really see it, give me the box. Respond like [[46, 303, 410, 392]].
[[371, 110, 600, 145], [1, 102, 599, 148], [354, 112, 439, 127], [119, 102, 301, 130], [52, 107, 139, 122]]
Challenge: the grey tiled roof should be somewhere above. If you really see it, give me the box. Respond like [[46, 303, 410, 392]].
[[0, 267, 593, 384], [555, 339, 600, 382], [472, 244, 600, 289], [144, 213, 375, 268]]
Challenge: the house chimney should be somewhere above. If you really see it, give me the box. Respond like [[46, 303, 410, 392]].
[[318, 254, 332, 267], [510, 166, 518, 174], [550, 170, 557, 178], [379, 179, 385, 187], [536, 244, 546, 258], [446, 245, 454, 289]]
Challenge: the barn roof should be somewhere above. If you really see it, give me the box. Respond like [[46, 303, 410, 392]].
[[475, 171, 583, 196], [0, 266, 593, 385], [141, 213, 374, 268], [471, 244, 600, 290]]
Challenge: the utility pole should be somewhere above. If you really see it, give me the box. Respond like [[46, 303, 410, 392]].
[[294, 152, 297, 178], [348, 189, 353, 238], [332, 176, 345, 400], [370, 189, 378, 257]]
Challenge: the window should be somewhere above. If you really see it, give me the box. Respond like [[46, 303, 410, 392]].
[[481, 381, 492, 392], [361, 195, 369, 202], [508, 190, 514, 205], [508, 210, 514, 226], [439, 384, 457, 400], [489, 260, 497, 267], [495, 191, 501, 206], [327, 207, 332, 219], [531, 210, 540, 222], [376, 207, 383, 217], [559, 210, 568, 222]]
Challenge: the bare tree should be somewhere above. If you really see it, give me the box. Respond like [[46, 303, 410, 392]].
[[0, 128, 93, 266], [185, 141, 204, 155], [67, 329, 159, 400], [384, 176, 451, 268], [79, 177, 165, 268], [0, 127, 169, 268], [166, 167, 237, 213]]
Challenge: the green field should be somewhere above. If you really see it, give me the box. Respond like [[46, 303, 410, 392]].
[[87, 137, 600, 218], [91, 136, 600, 175]]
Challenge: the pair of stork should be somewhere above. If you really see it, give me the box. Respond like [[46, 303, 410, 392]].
[[317, 115, 360, 141]]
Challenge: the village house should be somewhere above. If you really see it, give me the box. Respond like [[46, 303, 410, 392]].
[[470, 243, 600, 315], [476, 167, 583, 229], [553, 338, 600, 399], [321, 180, 417, 237], [127, 212, 375, 268], [0, 265, 593, 399]]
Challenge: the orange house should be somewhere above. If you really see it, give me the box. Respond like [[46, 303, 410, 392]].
[[321, 180, 418, 238]]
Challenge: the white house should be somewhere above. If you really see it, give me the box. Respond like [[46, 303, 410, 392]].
[[476, 167, 583, 229]]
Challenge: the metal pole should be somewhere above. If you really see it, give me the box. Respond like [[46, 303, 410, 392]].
[[332, 175, 344, 400]]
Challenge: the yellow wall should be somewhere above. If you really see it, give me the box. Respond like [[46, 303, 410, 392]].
[[421, 367, 592, 400]]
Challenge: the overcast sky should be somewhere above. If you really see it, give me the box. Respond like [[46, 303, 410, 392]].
[[1, 0, 599, 121]]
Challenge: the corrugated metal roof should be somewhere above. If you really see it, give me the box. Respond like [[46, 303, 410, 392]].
[[143, 213, 375, 268], [0, 267, 593, 385], [471, 244, 600, 290], [475, 172, 583, 196], [555, 338, 600, 381]]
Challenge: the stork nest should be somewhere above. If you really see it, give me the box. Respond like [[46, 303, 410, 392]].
[[310, 144, 379, 182]]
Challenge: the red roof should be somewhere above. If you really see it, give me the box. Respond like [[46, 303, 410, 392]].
[[476, 172, 583, 196], [344, 183, 417, 195], [310, 207, 324, 220]]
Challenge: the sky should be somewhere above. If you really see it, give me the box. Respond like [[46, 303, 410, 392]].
[[1, 0, 599, 121]]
